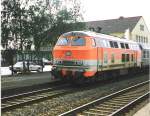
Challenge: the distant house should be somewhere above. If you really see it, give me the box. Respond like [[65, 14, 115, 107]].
[[86, 16, 150, 45]]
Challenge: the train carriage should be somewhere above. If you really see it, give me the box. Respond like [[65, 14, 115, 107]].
[[52, 31, 141, 81], [139, 43, 150, 68]]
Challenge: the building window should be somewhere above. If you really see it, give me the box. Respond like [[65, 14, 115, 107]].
[[136, 35, 138, 42], [146, 37, 148, 43], [141, 36, 143, 43], [143, 37, 145, 43], [89, 27, 95, 31], [140, 25, 144, 31], [138, 36, 140, 42]]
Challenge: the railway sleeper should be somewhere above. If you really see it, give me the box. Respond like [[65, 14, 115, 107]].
[[115, 96, 139, 100], [1, 104, 7, 107], [89, 108, 113, 114], [99, 104, 121, 108], [106, 100, 130, 104], [95, 106, 116, 110], [5, 101, 19, 105], [103, 101, 126, 106], [82, 111, 106, 116], [120, 92, 147, 97], [108, 99, 131, 102], [96, 107, 118, 113], [125, 89, 148, 94]]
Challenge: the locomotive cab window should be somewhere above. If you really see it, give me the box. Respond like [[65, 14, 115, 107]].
[[56, 38, 69, 46], [71, 38, 85, 46], [91, 38, 96, 47]]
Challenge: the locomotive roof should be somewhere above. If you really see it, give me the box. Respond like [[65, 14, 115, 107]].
[[62, 31, 137, 44]]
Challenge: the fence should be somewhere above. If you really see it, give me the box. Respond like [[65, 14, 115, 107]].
[[1, 50, 52, 66]]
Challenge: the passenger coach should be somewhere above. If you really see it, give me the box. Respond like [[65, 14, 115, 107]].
[[52, 31, 141, 81]]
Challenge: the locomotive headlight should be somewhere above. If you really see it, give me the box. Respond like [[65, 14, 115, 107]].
[[75, 60, 83, 65], [54, 60, 62, 64]]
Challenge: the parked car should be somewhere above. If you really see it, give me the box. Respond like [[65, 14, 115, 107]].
[[42, 58, 53, 65], [9, 61, 43, 73]]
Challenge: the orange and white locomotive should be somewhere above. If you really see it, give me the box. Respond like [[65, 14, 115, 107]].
[[52, 31, 142, 81]]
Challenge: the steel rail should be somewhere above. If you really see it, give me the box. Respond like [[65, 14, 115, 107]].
[[2, 84, 71, 112], [59, 80, 149, 116], [110, 92, 149, 116]]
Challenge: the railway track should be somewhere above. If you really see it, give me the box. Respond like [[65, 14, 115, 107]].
[[59, 80, 150, 116], [1, 83, 71, 112]]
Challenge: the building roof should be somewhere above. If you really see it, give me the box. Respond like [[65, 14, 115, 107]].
[[86, 16, 142, 34]]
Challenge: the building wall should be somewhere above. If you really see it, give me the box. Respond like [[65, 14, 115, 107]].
[[131, 17, 150, 44]]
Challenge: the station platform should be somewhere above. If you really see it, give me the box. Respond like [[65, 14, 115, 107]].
[[1, 72, 55, 90]]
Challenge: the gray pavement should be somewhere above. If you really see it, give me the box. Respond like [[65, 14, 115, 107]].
[[1, 72, 55, 90]]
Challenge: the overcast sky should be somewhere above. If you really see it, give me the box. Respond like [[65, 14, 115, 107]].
[[81, 0, 150, 31]]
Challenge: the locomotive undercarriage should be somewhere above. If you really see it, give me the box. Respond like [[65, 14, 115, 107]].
[[51, 64, 148, 83]]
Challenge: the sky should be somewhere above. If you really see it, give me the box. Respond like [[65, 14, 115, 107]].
[[81, 0, 150, 31]]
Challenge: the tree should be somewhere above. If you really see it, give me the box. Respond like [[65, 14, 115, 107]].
[[1, 0, 85, 51], [1, 0, 31, 50], [44, 0, 85, 46]]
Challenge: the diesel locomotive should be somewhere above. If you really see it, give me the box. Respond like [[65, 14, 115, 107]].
[[51, 31, 149, 81]]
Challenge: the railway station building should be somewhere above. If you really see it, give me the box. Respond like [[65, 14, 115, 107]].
[[86, 16, 150, 45]]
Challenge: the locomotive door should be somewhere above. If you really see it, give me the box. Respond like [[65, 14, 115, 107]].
[[134, 51, 137, 67], [97, 47, 103, 71], [96, 46, 102, 72]]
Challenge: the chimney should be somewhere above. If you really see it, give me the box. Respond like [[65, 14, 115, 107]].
[[97, 27, 102, 33], [119, 16, 124, 20]]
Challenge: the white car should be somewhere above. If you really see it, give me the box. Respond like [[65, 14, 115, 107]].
[[42, 58, 53, 65], [9, 61, 43, 73]]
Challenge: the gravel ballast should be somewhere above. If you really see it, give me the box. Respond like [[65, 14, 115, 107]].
[[2, 74, 149, 116]]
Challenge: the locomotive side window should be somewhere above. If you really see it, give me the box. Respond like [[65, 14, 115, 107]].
[[95, 39, 104, 47], [103, 40, 108, 47], [114, 42, 118, 48], [109, 41, 114, 48], [125, 44, 129, 49], [56, 38, 69, 46], [105, 40, 110, 48], [120, 43, 125, 48], [109, 41, 118, 48], [71, 38, 85, 46]]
